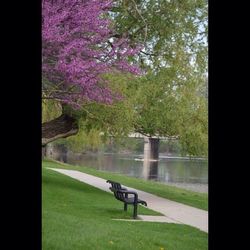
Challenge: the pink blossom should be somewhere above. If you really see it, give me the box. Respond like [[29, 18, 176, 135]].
[[42, 0, 142, 107]]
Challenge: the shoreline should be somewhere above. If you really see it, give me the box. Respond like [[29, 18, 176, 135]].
[[165, 182, 208, 193]]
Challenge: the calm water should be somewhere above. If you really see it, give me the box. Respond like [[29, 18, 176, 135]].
[[64, 152, 208, 191]]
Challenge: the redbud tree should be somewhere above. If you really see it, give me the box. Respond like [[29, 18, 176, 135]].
[[42, 0, 141, 145]]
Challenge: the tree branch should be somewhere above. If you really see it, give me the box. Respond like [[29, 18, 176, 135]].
[[131, 0, 148, 44], [42, 114, 79, 146]]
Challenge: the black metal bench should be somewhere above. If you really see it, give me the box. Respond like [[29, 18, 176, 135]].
[[106, 180, 147, 219]]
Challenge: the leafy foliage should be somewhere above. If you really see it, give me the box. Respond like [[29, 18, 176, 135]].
[[42, 0, 208, 157], [42, 0, 141, 107], [112, 0, 208, 71], [109, 0, 208, 156], [42, 99, 62, 123]]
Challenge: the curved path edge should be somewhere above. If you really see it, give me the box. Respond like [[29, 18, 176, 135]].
[[46, 167, 208, 233]]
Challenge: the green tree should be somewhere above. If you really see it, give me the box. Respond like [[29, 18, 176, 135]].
[[109, 0, 208, 156], [130, 69, 207, 156], [42, 0, 208, 157]]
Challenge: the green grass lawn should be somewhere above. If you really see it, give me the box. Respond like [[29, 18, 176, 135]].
[[42, 159, 208, 211], [42, 166, 208, 250]]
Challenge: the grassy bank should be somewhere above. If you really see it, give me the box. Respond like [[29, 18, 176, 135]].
[[42, 166, 208, 250], [42, 159, 208, 210]]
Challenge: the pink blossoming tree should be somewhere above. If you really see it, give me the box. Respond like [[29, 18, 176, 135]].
[[42, 0, 141, 146]]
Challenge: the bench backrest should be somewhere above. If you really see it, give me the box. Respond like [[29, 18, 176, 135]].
[[107, 180, 123, 189], [110, 187, 125, 202], [107, 180, 126, 201]]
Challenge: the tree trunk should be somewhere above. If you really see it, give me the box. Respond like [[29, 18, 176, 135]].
[[42, 114, 78, 146]]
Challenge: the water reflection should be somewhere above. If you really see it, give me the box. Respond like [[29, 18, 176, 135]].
[[65, 152, 208, 186], [142, 160, 158, 180]]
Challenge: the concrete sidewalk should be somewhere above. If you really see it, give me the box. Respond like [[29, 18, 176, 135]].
[[47, 168, 208, 233]]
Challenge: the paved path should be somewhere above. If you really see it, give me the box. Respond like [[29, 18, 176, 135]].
[[47, 168, 208, 233]]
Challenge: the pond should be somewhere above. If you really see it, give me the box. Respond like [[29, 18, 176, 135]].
[[63, 152, 208, 193]]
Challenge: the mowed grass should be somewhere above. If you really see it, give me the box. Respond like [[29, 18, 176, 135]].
[[43, 159, 208, 211], [42, 166, 208, 250]]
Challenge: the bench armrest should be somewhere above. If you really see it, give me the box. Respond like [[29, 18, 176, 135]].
[[118, 190, 137, 195], [118, 190, 138, 202]]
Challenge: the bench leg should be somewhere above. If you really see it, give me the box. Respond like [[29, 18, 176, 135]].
[[133, 204, 137, 219], [124, 203, 127, 211]]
